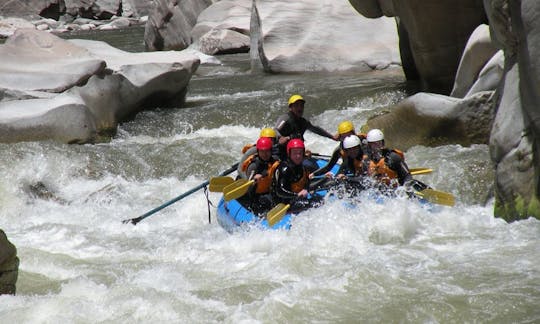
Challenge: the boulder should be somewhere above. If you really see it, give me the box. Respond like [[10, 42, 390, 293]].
[[349, 0, 488, 94], [486, 0, 540, 221], [365, 91, 495, 151], [0, 28, 106, 93], [0, 29, 200, 144], [198, 28, 250, 55], [0, 229, 18, 295], [451, 24, 500, 98], [250, 0, 400, 73], [144, 0, 215, 51]]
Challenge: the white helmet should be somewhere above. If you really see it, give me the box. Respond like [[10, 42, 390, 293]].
[[366, 129, 384, 143], [343, 135, 361, 149]]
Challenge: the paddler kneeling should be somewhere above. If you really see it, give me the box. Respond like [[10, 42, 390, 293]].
[[271, 139, 323, 213], [239, 136, 280, 215]]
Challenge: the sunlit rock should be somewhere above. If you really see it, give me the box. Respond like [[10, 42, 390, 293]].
[[349, 0, 487, 94], [0, 93, 97, 143], [0, 29, 106, 93], [451, 24, 499, 98], [0, 17, 36, 38], [190, 0, 251, 45], [0, 29, 200, 144], [464, 50, 504, 98], [365, 91, 495, 151], [144, 0, 215, 51], [0, 229, 19, 295], [198, 28, 250, 55], [251, 0, 400, 73]]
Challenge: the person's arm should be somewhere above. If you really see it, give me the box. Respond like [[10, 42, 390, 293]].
[[311, 147, 340, 176], [275, 115, 292, 144], [306, 120, 336, 140], [386, 152, 412, 185]]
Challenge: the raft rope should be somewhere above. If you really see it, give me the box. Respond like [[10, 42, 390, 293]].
[[203, 185, 214, 223]]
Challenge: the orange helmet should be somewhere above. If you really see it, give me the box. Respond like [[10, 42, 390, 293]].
[[287, 139, 305, 156], [256, 137, 273, 150]]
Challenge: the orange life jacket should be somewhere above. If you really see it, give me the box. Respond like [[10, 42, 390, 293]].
[[290, 168, 309, 193], [241, 154, 256, 173], [255, 161, 280, 194], [368, 149, 404, 186], [340, 150, 367, 176], [242, 143, 254, 154]]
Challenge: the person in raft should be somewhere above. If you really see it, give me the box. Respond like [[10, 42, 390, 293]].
[[271, 139, 323, 213], [311, 120, 368, 179], [240, 137, 280, 215], [365, 129, 412, 190], [274, 94, 337, 170]]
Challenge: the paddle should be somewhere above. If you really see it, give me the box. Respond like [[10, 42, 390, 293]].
[[223, 179, 254, 201], [310, 153, 331, 159], [122, 162, 239, 225], [415, 189, 455, 206], [209, 176, 234, 192], [266, 203, 290, 226], [410, 168, 433, 175]]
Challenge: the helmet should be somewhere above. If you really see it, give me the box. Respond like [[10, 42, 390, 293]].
[[287, 138, 305, 156], [256, 137, 273, 150], [366, 129, 384, 142], [337, 120, 354, 135], [259, 127, 276, 138], [343, 135, 361, 149], [288, 94, 305, 106]]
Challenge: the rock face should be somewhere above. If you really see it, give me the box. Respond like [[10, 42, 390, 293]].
[[0, 29, 200, 144], [366, 91, 495, 151], [0, 0, 153, 20], [349, 0, 488, 94], [250, 0, 400, 73], [144, 0, 215, 51], [0, 230, 18, 295], [485, 0, 540, 222]]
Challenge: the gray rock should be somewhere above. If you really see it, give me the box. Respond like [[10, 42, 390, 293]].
[[198, 28, 250, 55], [451, 24, 499, 98], [366, 91, 495, 151], [0, 229, 19, 295], [144, 0, 215, 51], [0, 29, 200, 144], [251, 0, 400, 73], [349, 0, 488, 94], [0, 29, 106, 93], [485, 0, 540, 221]]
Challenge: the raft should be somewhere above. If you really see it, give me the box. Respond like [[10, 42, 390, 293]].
[[217, 157, 339, 233]]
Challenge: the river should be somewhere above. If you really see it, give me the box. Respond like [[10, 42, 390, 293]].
[[0, 27, 538, 323]]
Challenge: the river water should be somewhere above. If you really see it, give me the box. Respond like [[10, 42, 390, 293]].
[[0, 28, 539, 323]]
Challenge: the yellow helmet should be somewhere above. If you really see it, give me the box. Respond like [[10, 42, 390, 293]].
[[259, 127, 276, 138], [337, 120, 355, 135], [288, 94, 305, 106]]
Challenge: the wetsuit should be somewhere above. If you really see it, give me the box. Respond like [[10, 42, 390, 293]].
[[272, 159, 322, 213], [368, 148, 412, 187]]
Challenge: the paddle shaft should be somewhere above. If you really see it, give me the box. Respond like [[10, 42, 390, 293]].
[[125, 163, 239, 225]]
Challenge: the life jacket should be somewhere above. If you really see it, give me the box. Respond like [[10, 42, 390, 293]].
[[340, 149, 367, 176], [241, 154, 256, 173], [368, 149, 404, 186], [242, 143, 255, 154], [255, 161, 280, 194], [290, 168, 309, 193]]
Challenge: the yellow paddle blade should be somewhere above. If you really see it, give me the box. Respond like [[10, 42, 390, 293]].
[[416, 189, 455, 206], [223, 180, 254, 201], [208, 176, 235, 192], [410, 168, 433, 175], [267, 203, 290, 227]]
